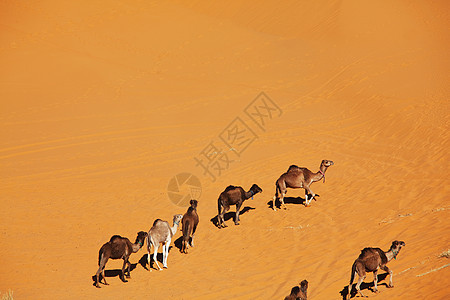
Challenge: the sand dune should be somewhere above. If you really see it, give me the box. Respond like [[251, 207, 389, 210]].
[[1, 1, 449, 299]]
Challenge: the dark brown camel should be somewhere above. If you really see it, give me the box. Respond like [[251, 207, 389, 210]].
[[181, 199, 199, 254], [217, 184, 262, 228], [285, 280, 308, 300], [347, 240, 406, 299], [95, 231, 148, 288], [273, 160, 334, 210]]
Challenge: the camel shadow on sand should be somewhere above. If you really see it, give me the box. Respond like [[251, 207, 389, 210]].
[[91, 263, 139, 287], [138, 247, 173, 271], [268, 196, 306, 210], [339, 273, 389, 299], [210, 206, 255, 228]]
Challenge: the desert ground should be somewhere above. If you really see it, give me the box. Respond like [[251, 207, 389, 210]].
[[1, 1, 449, 299]]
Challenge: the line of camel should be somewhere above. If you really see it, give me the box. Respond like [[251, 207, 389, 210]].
[[93, 159, 406, 300]]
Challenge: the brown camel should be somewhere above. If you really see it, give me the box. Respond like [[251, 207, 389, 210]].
[[273, 160, 334, 210], [285, 280, 308, 300], [95, 231, 148, 288], [147, 214, 183, 270], [181, 199, 199, 254], [346, 240, 406, 299], [217, 184, 262, 228]]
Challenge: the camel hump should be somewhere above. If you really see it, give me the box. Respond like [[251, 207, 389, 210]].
[[152, 219, 162, 227], [287, 165, 305, 172], [375, 248, 388, 263], [359, 247, 375, 257], [109, 235, 123, 243], [224, 185, 238, 192]]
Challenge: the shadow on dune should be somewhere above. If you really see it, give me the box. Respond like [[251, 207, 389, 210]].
[[137, 247, 173, 271], [268, 196, 306, 210], [210, 206, 255, 228], [339, 272, 389, 299], [91, 263, 139, 287]]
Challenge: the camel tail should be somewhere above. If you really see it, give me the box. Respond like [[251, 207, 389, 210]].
[[98, 248, 103, 266], [217, 197, 221, 216], [275, 181, 279, 199]]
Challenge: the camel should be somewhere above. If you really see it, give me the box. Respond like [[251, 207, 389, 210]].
[[95, 231, 148, 288], [147, 214, 183, 270], [273, 160, 334, 210], [285, 280, 308, 300], [181, 200, 199, 254], [217, 184, 262, 228], [346, 240, 406, 299]]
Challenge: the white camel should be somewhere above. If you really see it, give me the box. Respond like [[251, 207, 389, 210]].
[[147, 214, 183, 270]]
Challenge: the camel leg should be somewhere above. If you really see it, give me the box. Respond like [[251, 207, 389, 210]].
[[272, 196, 277, 211], [96, 255, 109, 287], [147, 246, 152, 271], [235, 202, 243, 225], [101, 266, 108, 286], [277, 182, 288, 210], [126, 257, 132, 278], [355, 274, 367, 298], [162, 243, 167, 268], [373, 270, 379, 293], [153, 244, 162, 271], [273, 184, 279, 211], [274, 181, 287, 210], [163, 239, 171, 268], [280, 192, 287, 210], [121, 259, 128, 282], [381, 265, 394, 288], [217, 203, 223, 228], [304, 186, 315, 206], [191, 224, 197, 247], [95, 266, 103, 288], [347, 270, 357, 300], [220, 205, 230, 227]]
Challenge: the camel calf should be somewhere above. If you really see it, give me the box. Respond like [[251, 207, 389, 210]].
[[181, 199, 199, 254], [285, 280, 308, 300], [347, 240, 405, 299]]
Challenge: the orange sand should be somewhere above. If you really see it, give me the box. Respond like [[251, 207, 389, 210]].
[[1, 1, 449, 299]]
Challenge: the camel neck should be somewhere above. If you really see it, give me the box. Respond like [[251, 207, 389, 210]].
[[313, 167, 327, 183], [245, 189, 254, 200], [171, 222, 179, 235], [131, 242, 142, 253], [385, 249, 397, 262]]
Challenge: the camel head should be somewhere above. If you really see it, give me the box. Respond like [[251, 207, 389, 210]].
[[135, 231, 148, 247], [173, 214, 183, 225], [189, 199, 198, 209], [390, 240, 406, 257], [300, 279, 308, 293], [321, 160, 334, 167], [250, 184, 263, 196]]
